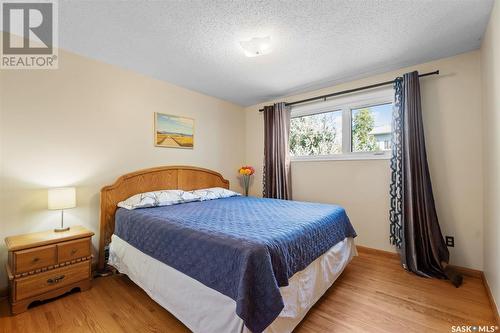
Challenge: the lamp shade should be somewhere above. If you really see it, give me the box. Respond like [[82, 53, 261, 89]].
[[48, 187, 76, 210]]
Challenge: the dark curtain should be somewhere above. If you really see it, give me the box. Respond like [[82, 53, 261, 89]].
[[263, 102, 292, 200], [389, 71, 451, 279]]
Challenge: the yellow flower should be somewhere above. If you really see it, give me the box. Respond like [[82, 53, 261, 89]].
[[239, 169, 245, 174]]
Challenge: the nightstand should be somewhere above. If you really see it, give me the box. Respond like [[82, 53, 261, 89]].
[[5, 225, 94, 314]]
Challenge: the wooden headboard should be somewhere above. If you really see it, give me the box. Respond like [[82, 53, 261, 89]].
[[98, 165, 230, 269]]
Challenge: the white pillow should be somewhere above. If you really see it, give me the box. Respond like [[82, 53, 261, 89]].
[[190, 187, 241, 201], [117, 190, 200, 210]]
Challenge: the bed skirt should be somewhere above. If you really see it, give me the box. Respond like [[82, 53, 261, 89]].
[[109, 235, 357, 333]]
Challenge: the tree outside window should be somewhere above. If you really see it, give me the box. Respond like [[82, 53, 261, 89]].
[[290, 111, 342, 156]]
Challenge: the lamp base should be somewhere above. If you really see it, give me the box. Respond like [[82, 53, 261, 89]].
[[54, 226, 70, 232]]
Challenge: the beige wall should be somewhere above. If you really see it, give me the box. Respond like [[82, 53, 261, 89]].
[[0, 50, 246, 289], [245, 51, 484, 269], [481, 0, 500, 314]]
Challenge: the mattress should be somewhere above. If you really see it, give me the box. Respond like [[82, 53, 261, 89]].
[[109, 234, 357, 333]]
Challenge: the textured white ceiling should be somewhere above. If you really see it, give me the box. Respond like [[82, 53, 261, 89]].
[[59, 0, 494, 106]]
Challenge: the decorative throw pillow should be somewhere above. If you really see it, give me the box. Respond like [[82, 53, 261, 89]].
[[117, 190, 200, 210], [190, 187, 241, 201]]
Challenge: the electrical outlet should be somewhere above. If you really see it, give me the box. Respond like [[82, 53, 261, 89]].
[[445, 236, 455, 247]]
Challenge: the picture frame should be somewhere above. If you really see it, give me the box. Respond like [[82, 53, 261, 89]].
[[154, 112, 195, 149]]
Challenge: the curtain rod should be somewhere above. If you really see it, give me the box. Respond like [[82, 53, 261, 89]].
[[259, 70, 439, 111]]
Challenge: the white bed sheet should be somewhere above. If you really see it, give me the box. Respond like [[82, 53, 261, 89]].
[[109, 235, 357, 333]]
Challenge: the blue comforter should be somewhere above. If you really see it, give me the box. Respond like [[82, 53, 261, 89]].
[[114, 196, 356, 333]]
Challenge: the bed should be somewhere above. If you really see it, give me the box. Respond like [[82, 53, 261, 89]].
[[98, 166, 357, 333]]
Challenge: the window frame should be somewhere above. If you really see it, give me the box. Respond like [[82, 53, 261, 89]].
[[290, 87, 394, 162]]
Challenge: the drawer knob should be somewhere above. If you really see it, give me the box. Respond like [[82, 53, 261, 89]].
[[71, 248, 78, 255], [32, 257, 40, 263], [47, 275, 65, 284]]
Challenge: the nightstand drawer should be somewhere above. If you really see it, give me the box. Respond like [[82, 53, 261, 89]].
[[13, 245, 57, 274], [14, 260, 90, 301], [57, 238, 91, 263]]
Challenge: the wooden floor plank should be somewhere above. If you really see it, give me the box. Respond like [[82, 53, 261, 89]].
[[0, 251, 496, 332]]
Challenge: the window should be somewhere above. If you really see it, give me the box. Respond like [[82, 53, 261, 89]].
[[351, 103, 392, 153], [290, 89, 393, 160]]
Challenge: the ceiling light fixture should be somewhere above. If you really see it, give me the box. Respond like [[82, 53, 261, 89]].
[[239, 36, 272, 57]]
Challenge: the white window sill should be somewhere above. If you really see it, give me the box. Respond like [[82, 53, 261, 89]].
[[291, 153, 391, 162]]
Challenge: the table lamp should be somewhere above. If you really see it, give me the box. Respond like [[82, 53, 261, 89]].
[[48, 187, 76, 232]]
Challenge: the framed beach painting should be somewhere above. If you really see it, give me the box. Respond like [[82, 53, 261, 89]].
[[154, 112, 194, 149]]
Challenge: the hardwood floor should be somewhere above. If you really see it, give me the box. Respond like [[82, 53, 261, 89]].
[[0, 249, 496, 333]]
